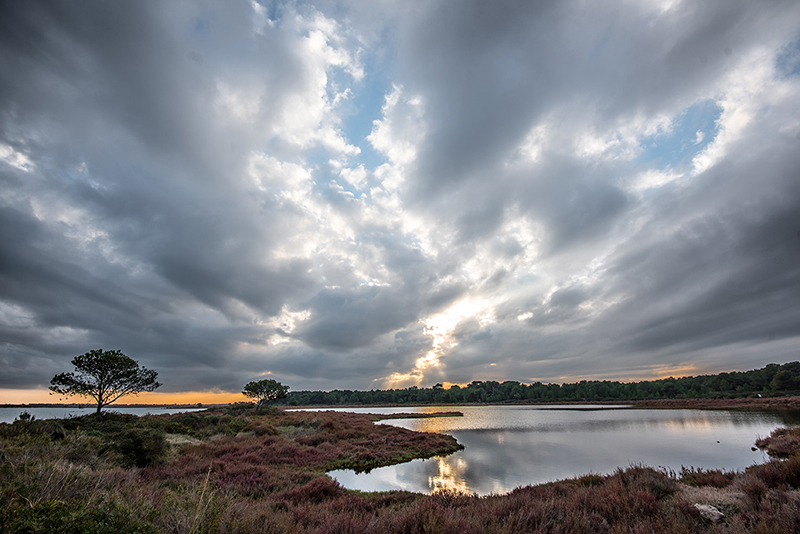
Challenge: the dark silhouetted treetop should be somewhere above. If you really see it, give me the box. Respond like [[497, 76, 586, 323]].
[[274, 361, 800, 406], [49, 349, 161, 418], [242, 379, 289, 410]]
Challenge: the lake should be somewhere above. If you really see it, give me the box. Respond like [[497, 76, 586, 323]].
[[323, 405, 800, 496], [0, 405, 205, 424]]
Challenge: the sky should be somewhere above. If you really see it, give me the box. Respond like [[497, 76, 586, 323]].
[[1, 0, 800, 404]]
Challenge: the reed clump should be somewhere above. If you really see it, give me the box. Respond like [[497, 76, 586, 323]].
[[2, 408, 800, 533]]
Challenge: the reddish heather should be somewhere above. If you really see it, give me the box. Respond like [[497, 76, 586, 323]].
[[142, 410, 462, 497]]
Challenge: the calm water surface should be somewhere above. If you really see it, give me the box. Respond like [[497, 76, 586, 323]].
[[325, 405, 798, 496], [0, 406, 205, 423]]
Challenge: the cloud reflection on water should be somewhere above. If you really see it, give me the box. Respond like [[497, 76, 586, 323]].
[[329, 406, 790, 495]]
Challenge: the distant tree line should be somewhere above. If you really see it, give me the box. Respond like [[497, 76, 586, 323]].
[[276, 362, 800, 406]]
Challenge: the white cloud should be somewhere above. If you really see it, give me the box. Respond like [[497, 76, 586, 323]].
[[692, 47, 780, 175], [0, 143, 33, 171], [338, 164, 368, 189], [367, 84, 426, 167], [629, 168, 685, 192]]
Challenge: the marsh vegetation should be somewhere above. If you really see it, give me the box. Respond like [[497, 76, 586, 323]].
[[2, 405, 800, 533]]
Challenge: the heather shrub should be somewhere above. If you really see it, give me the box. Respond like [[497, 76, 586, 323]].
[[44, 421, 66, 441], [163, 421, 193, 434], [220, 402, 258, 415], [672, 498, 703, 522], [212, 415, 248, 436], [573, 473, 604, 487], [783, 454, 800, 488], [218, 499, 289, 534], [755, 427, 800, 459], [278, 476, 344, 504], [167, 412, 206, 431], [111, 428, 169, 468], [752, 461, 788, 489], [740, 474, 768, 507], [59, 412, 139, 434], [62, 433, 105, 466], [297, 433, 336, 447], [680, 466, 735, 488], [614, 465, 678, 499], [253, 423, 278, 436], [0, 414, 65, 441], [320, 420, 338, 432]]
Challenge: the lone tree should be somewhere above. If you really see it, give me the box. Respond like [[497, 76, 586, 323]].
[[242, 379, 289, 411], [50, 349, 161, 419]]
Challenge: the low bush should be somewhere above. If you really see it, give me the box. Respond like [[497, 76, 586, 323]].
[[680, 466, 735, 488], [111, 428, 169, 468], [755, 426, 800, 458], [740, 474, 768, 507], [785, 453, 800, 487], [253, 423, 278, 436], [219, 402, 258, 415]]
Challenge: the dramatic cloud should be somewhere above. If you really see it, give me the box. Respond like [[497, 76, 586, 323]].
[[1, 0, 799, 398]]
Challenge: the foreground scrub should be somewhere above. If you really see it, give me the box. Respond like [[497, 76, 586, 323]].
[[2, 406, 800, 533]]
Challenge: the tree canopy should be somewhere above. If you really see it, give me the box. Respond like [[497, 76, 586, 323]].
[[50, 349, 161, 417], [242, 379, 289, 410], [274, 361, 800, 406]]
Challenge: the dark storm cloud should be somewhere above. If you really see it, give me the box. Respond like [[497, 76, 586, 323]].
[[397, 0, 798, 237], [479, 86, 800, 382], [1, 0, 800, 396], [601, 134, 800, 356], [0, 0, 449, 393], [0, 0, 327, 389], [290, 231, 466, 352], [292, 285, 419, 350], [399, 1, 560, 190], [369, 0, 800, 383], [0, 200, 258, 389]]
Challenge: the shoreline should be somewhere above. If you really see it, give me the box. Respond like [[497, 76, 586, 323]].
[[281, 396, 800, 411], [6, 396, 800, 411]]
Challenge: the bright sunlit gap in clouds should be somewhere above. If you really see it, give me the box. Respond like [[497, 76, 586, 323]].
[[1, 0, 800, 402], [383, 298, 498, 388]]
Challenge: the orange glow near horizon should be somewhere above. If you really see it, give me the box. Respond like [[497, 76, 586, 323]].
[[0, 362, 729, 405], [0, 388, 244, 405], [547, 362, 705, 385]]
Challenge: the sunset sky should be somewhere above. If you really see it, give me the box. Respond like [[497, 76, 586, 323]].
[[2, 0, 800, 404]]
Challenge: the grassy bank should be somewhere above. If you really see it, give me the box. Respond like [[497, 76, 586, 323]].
[[2, 406, 800, 533], [630, 396, 800, 411]]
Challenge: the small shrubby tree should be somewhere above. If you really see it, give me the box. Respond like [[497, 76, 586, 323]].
[[242, 379, 289, 411], [50, 349, 162, 419]]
